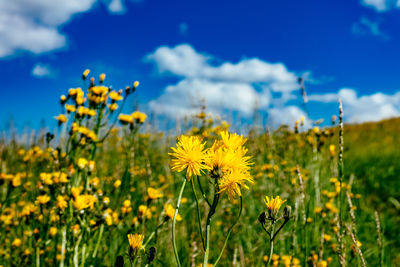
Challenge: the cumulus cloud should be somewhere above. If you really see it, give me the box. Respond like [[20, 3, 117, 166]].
[[0, 0, 142, 58], [360, 0, 400, 11], [308, 88, 400, 123], [351, 17, 388, 39], [32, 63, 52, 77], [0, 0, 97, 58], [146, 44, 302, 124]]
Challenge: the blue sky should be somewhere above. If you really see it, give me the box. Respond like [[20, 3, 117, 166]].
[[1, 0, 400, 130]]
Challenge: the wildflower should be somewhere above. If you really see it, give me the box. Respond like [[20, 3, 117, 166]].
[[147, 187, 163, 200], [114, 180, 121, 188], [131, 111, 147, 123], [37, 195, 50, 205], [119, 114, 133, 124], [169, 135, 210, 180], [49, 227, 58, 237], [329, 144, 335, 157], [73, 194, 96, 211], [127, 234, 145, 256], [57, 195, 68, 211], [99, 73, 106, 83], [164, 204, 182, 221], [109, 91, 123, 101], [220, 131, 247, 150], [323, 234, 332, 242], [108, 103, 118, 111], [82, 69, 90, 80], [65, 104, 76, 113], [218, 169, 254, 201], [12, 238, 22, 247], [264, 196, 286, 218], [77, 158, 88, 169], [55, 114, 67, 124]]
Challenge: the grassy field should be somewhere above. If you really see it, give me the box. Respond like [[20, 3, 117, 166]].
[[0, 72, 398, 267]]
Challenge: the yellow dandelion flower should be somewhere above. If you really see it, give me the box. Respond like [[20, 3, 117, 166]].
[[131, 111, 147, 123], [119, 114, 134, 124], [147, 187, 163, 200], [264, 196, 286, 213], [82, 69, 90, 80], [57, 195, 68, 211], [164, 204, 182, 221], [109, 90, 123, 101], [12, 238, 22, 247], [127, 233, 144, 251], [218, 169, 254, 201], [36, 195, 50, 205], [220, 131, 247, 150], [55, 114, 67, 123], [73, 195, 96, 211], [99, 73, 106, 83], [169, 135, 210, 180], [77, 158, 88, 169], [114, 180, 121, 188], [49, 227, 58, 237]]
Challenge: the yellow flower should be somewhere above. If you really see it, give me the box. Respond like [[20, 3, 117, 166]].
[[131, 111, 147, 123], [12, 238, 22, 247], [220, 131, 247, 150], [147, 187, 163, 200], [82, 69, 90, 80], [37, 195, 50, 205], [127, 233, 144, 251], [164, 204, 182, 221], [218, 169, 254, 201], [114, 180, 121, 188], [108, 103, 118, 111], [77, 158, 88, 169], [119, 114, 134, 124], [169, 135, 210, 180], [55, 114, 67, 123], [329, 144, 335, 157], [65, 104, 76, 113], [99, 73, 106, 83], [109, 91, 123, 101], [133, 81, 140, 88], [264, 196, 286, 214], [57, 195, 68, 211], [49, 227, 58, 237], [73, 194, 97, 210]]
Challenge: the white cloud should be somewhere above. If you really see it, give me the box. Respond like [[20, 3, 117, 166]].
[[0, 0, 142, 58], [32, 63, 52, 77], [360, 0, 400, 11], [147, 44, 302, 125], [351, 17, 388, 39], [108, 0, 125, 13], [0, 0, 96, 58], [308, 88, 400, 123]]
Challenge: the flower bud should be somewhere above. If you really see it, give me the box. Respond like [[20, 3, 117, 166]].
[[283, 205, 291, 220]]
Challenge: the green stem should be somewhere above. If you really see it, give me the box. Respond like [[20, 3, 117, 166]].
[[267, 223, 275, 266], [92, 224, 104, 258], [172, 179, 186, 267], [60, 225, 67, 267], [213, 196, 243, 266], [203, 185, 220, 267], [191, 179, 205, 250], [197, 175, 211, 207]]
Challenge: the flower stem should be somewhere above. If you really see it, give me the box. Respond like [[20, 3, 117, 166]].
[[267, 223, 275, 266], [203, 186, 220, 267], [213, 196, 243, 266], [191, 179, 205, 250], [172, 179, 186, 267]]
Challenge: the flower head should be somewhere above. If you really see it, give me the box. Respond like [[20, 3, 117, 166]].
[[147, 187, 163, 200], [127, 233, 144, 251], [218, 169, 254, 201], [264, 196, 286, 218], [169, 135, 210, 180], [164, 204, 182, 221]]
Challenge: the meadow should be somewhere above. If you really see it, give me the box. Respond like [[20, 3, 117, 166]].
[[0, 70, 398, 267]]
